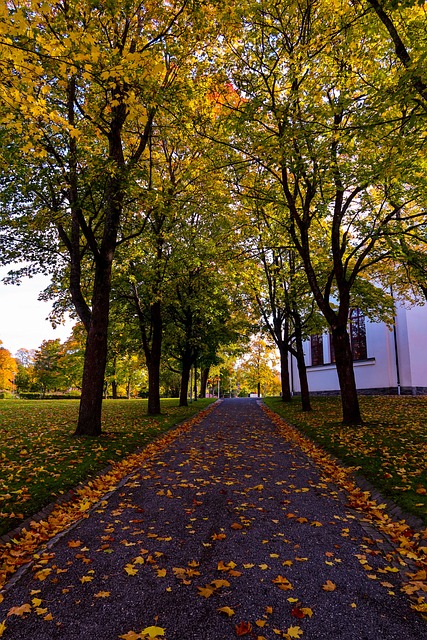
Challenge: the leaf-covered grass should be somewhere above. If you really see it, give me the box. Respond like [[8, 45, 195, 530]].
[[0, 398, 215, 537], [264, 395, 427, 526]]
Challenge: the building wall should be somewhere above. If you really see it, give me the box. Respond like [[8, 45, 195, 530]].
[[291, 303, 427, 395]]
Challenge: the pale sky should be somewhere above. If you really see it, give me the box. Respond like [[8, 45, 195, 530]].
[[0, 266, 74, 356]]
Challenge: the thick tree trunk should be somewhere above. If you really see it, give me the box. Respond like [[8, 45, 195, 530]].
[[147, 360, 161, 414], [257, 381, 261, 397], [199, 367, 209, 398], [75, 263, 112, 435], [278, 344, 292, 402], [179, 361, 191, 407], [331, 325, 362, 424]]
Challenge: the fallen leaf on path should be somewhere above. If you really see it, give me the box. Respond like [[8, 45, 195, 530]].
[[142, 626, 165, 638], [235, 620, 252, 636], [7, 603, 31, 617], [218, 606, 235, 616], [322, 580, 336, 592]]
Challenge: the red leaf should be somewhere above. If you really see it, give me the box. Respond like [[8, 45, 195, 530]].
[[235, 621, 252, 636]]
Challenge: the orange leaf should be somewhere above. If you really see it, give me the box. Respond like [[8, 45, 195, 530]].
[[68, 540, 82, 548], [212, 532, 227, 540], [322, 580, 336, 592], [231, 523, 243, 530], [7, 603, 31, 617]]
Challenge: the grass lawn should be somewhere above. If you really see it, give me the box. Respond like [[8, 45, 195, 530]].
[[264, 395, 427, 527], [0, 397, 215, 537]]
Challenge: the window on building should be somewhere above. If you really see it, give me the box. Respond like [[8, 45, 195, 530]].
[[349, 308, 367, 360], [310, 334, 324, 366]]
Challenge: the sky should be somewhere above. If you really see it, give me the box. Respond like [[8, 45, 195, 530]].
[[0, 266, 74, 356]]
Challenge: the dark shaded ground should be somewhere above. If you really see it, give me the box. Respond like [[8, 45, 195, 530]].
[[0, 398, 425, 639]]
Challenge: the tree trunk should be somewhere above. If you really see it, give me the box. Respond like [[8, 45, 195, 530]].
[[294, 318, 311, 412], [331, 325, 362, 424], [278, 343, 292, 402], [179, 360, 191, 407], [193, 366, 198, 401], [257, 381, 261, 397], [75, 264, 112, 435], [146, 300, 162, 415], [147, 360, 161, 414], [199, 367, 209, 398], [111, 379, 118, 399], [295, 345, 311, 412]]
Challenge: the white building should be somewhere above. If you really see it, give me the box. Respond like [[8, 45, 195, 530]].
[[291, 303, 427, 396]]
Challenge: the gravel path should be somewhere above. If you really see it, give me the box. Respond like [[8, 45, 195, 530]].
[[0, 398, 425, 639]]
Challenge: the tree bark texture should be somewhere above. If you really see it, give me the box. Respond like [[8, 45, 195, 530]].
[[75, 261, 113, 435], [279, 343, 292, 402], [199, 367, 209, 398], [293, 318, 311, 411], [179, 359, 191, 407], [331, 326, 362, 424], [146, 301, 163, 415]]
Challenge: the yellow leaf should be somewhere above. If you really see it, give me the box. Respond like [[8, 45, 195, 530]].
[[141, 626, 165, 638], [0, 620, 6, 638], [197, 585, 215, 598], [156, 569, 166, 577], [272, 575, 293, 590], [94, 591, 111, 598], [211, 579, 230, 588], [287, 625, 303, 638], [34, 568, 52, 581], [32, 598, 42, 607], [80, 575, 93, 583], [218, 606, 235, 617], [256, 619, 266, 627], [44, 613, 53, 621], [125, 565, 138, 576], [301, 608, 313, 618]]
